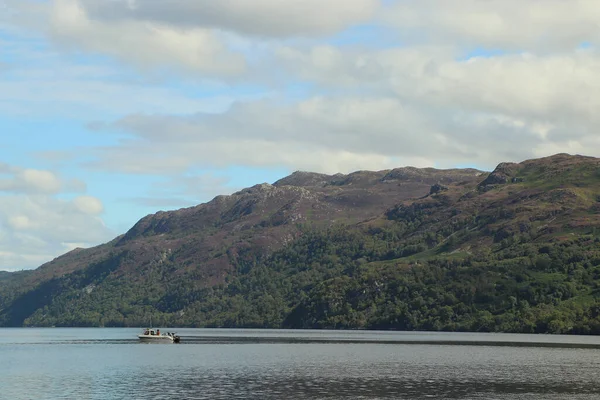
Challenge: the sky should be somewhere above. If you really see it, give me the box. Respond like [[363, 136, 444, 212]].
[[1, 0, 600, 271]]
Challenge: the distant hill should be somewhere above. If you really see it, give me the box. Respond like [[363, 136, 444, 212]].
[[2, 153, 600, 333]]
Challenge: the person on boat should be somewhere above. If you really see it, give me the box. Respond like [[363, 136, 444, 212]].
[[157, 329, 160, 335]]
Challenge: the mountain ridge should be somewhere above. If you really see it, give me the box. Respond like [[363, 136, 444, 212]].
[[4, 161, 485, 289]]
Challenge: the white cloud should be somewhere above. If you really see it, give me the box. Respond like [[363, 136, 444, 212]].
[[0, 166, 82, 194], [87, 39, 600, 173], [18, 169, 62, 193], [275, 45, 600, 123], [73, 195, 104, 215], [47, 0, 246, 76], [0, 251, 54, 272], [8, 0, 600, 174], [0, 57, 246, 118], [8, 215, 35, 230], [267, 44, 600, 166], [84, 96, 454, 173], [76, 0, 380, 37], [0, 165, 113, 271], [0, 194, 114, 271], [383, 0, 600, 52]]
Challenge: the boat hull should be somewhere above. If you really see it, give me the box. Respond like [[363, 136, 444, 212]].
[[138, 335, 174, 342]]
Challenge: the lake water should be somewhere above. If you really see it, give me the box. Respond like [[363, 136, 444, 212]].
[[2, 328, 600, 399]]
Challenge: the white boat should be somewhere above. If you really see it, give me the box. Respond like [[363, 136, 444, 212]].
[[138, 328, 180, 343]]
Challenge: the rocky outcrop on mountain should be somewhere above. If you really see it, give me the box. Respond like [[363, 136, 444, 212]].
[[478, 162, 519, 187], [429, 183, 449, 195], [273, 171, 336, 187]]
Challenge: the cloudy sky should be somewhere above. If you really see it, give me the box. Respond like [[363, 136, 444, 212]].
[[1, 0, 599, 271]]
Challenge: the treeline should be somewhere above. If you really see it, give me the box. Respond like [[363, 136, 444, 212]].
[[14, 222, 600, 335]]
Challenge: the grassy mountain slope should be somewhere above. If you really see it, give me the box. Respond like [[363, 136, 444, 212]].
[[2, 154, 600, 333]]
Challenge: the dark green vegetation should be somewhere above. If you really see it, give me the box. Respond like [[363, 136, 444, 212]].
[[2, 153, 600, 333]]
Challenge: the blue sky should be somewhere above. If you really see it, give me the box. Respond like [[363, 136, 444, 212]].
[[1, 0, 599, 270]]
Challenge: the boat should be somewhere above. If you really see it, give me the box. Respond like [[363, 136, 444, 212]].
[[138, 328, 180, 343]]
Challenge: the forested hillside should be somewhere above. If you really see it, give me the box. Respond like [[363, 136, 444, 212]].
[[2, 153, 600, 333]]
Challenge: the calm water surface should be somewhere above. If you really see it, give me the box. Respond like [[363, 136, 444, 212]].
[[2, 328, 600, 399]]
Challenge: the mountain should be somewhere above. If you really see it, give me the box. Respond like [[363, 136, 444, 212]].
[[1, 153, 600, 333]]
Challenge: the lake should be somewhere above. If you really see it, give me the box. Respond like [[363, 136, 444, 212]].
[[2, 328, 600, 399]]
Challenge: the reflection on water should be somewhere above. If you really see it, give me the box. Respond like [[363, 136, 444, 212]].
[[2, 328, 600, 399]]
